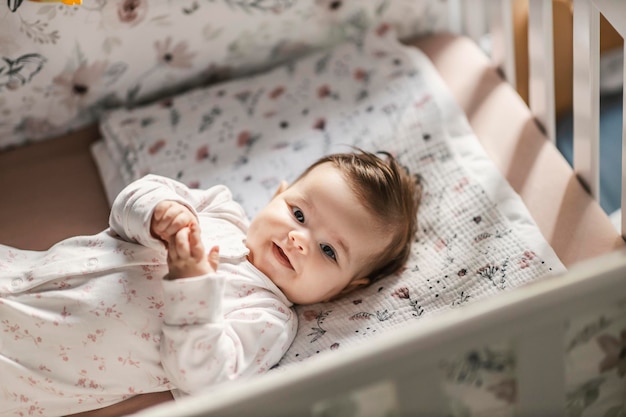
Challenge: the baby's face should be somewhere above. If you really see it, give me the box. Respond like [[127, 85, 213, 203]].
[[246, 163, 390, 304]]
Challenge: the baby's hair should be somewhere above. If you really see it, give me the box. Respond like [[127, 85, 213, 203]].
[[296, 150, 422, 285]]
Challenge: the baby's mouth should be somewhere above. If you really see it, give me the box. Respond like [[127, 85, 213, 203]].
[[273, 243, 294, 270]]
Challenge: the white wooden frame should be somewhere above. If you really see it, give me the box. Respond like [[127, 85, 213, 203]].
[[454, 0, 625, 237], [573, 0, 626, 236], [132, 1, 626, 415]]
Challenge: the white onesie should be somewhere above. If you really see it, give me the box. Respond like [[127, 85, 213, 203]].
[[0, 174, 297, 416]]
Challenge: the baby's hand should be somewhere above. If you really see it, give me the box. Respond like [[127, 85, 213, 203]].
[[166, 223, 219, 280], [151, 201, 197, 243]]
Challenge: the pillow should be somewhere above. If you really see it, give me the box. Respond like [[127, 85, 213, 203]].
[[0, 0, 448, 149], [98, 25, 626, 417], [100, 25, 476, 215]]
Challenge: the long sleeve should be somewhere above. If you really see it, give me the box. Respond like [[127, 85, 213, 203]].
[[109, 174, 247, 249], [110, 174, 295, 396], [159, 269, 296, 395]]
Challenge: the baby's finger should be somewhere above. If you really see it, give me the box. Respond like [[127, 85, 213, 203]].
[[152, 203, 166, 223], [167, 236, 179, 262], [152, 202, 174, 237], [154, 201, 177, 219], [189, 224, 205, 262], [153, 204, 178, 236], [166, 211, 195, 237], [207, 246, 220, 272], [174, 227, 191, 259], [161, 204, 183, 227]]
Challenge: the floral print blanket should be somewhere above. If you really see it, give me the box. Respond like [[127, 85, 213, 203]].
[[97, 29, 626, 417]]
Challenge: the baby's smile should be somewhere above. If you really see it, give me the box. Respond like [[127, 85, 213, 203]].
[[273, 243, 294, 270]]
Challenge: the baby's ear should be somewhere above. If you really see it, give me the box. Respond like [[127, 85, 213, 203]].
[[272, 180, 288, 198]]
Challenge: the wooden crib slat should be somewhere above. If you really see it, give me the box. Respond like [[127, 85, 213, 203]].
[[528, 0, 556, 143], [573, 0, 601, 200], [573, 0, 626, 236], [462, 0, 487, 44], [446, 0, 464, 35], [593, 0, 626, 38], [453, 0, 517, 89], [488, 0, 517, 88], [590, 0, 626, 238], [515, 324, 566, 416]]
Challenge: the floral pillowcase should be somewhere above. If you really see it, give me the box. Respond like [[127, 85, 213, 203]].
[[0, 0, 448, 149]]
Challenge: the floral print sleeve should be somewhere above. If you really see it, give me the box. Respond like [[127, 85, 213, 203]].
[[109, 174, 248, 249], [160, 272, 295, 395], [108, 174, 294, 396]]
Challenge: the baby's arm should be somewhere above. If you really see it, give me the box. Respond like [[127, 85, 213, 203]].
[[166, 223, 219, 279], [110, 174, 246, 250]]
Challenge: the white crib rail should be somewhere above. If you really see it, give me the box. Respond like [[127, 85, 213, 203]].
[[489, 0, 516, 88], [528, 0, 557, 143], [573, 0, 626, 236], [133, 249, 626, 417], [573, 0, 602, 203], [451, 0, 557, 138], [448, 0, 517, 87]]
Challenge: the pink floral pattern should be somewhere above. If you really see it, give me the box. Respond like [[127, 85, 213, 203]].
[[52, 60, 109, 111]]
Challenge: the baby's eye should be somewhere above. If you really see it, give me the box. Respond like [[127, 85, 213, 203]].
[[320, 244, 336, 261], [292, 207, 305, 223]]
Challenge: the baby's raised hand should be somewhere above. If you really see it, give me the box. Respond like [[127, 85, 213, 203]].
[[151, 201, 197, 243], [166, 223, 219, 280]]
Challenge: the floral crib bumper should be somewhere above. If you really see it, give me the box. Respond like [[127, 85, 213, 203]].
[[0, 0, 447, 149]]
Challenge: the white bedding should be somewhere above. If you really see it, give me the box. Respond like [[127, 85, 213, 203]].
[[91, 29, 584, 414]]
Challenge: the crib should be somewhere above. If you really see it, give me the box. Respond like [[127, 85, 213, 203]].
[[0, 0, 625, 416]]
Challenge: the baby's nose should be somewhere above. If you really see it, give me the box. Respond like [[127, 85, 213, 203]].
[[288, 230, 309, 255]]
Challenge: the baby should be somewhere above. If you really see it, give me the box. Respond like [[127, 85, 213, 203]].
[[0, 150, 420, 416]]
